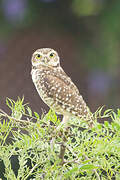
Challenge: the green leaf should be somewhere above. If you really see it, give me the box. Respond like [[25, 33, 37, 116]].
[[104, 121, 109, 128], [27, 106, 32, 116], [79, 164, 98, 170], [64, 167, 78, 177], [34, 112, 40, 119], [6, 97, 14, 110]]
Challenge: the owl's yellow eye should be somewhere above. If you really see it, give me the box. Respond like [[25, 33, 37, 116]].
[[49, 53, 55, 58], [35, 54, 42, 60]]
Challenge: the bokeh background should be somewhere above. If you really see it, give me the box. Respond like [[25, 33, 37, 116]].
[[0, 0, 120, 115]]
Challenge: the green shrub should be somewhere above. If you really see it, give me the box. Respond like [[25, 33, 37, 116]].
[[0, 97, 120, 180]]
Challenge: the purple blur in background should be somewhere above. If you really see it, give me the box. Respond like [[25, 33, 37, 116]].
[[2, 0, 27, 23]]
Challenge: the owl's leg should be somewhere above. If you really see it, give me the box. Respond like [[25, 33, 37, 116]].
[[56, 115, 69, 130], [62, 115, 69, 126]]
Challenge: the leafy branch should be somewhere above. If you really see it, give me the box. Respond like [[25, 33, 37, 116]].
[[0, 97, 120, 179]]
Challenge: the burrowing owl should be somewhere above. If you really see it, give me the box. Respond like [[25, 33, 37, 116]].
[[31, 48, 92, 126]]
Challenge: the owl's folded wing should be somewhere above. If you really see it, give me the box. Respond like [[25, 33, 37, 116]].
[[53, 67, 80, 95], [42, 74, 90, 119]]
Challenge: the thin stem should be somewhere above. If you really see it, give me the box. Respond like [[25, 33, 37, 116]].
[[83, 154, 100, 180], [24, 163, 39, 180], [0, 109, 33, 124]]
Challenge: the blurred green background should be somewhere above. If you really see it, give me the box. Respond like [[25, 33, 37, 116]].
[[0, 0, 120, 114]]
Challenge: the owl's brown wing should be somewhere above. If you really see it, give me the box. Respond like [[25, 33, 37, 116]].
[[36, 66, 80, 95], [50, 67, 80, 95], [42, 73, 90, 119]]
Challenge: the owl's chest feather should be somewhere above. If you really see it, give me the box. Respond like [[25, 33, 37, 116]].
[[31, 68, 53, 104]]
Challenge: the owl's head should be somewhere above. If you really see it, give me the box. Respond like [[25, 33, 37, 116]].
[[31, 48, 60, 67]]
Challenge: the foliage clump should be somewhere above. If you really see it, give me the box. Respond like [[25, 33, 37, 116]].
[[0, 97, 120, 180]]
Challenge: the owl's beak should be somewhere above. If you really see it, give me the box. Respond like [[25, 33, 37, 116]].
[[44, 57, 48, 63]]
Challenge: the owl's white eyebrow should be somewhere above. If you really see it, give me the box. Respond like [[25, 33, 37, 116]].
[[33, 52, 44, 56], [47, 50, 57, 56]]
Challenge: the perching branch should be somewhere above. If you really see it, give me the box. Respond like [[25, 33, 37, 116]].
[[59, 142, 66, 165], [59, 129, 68, 165]]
